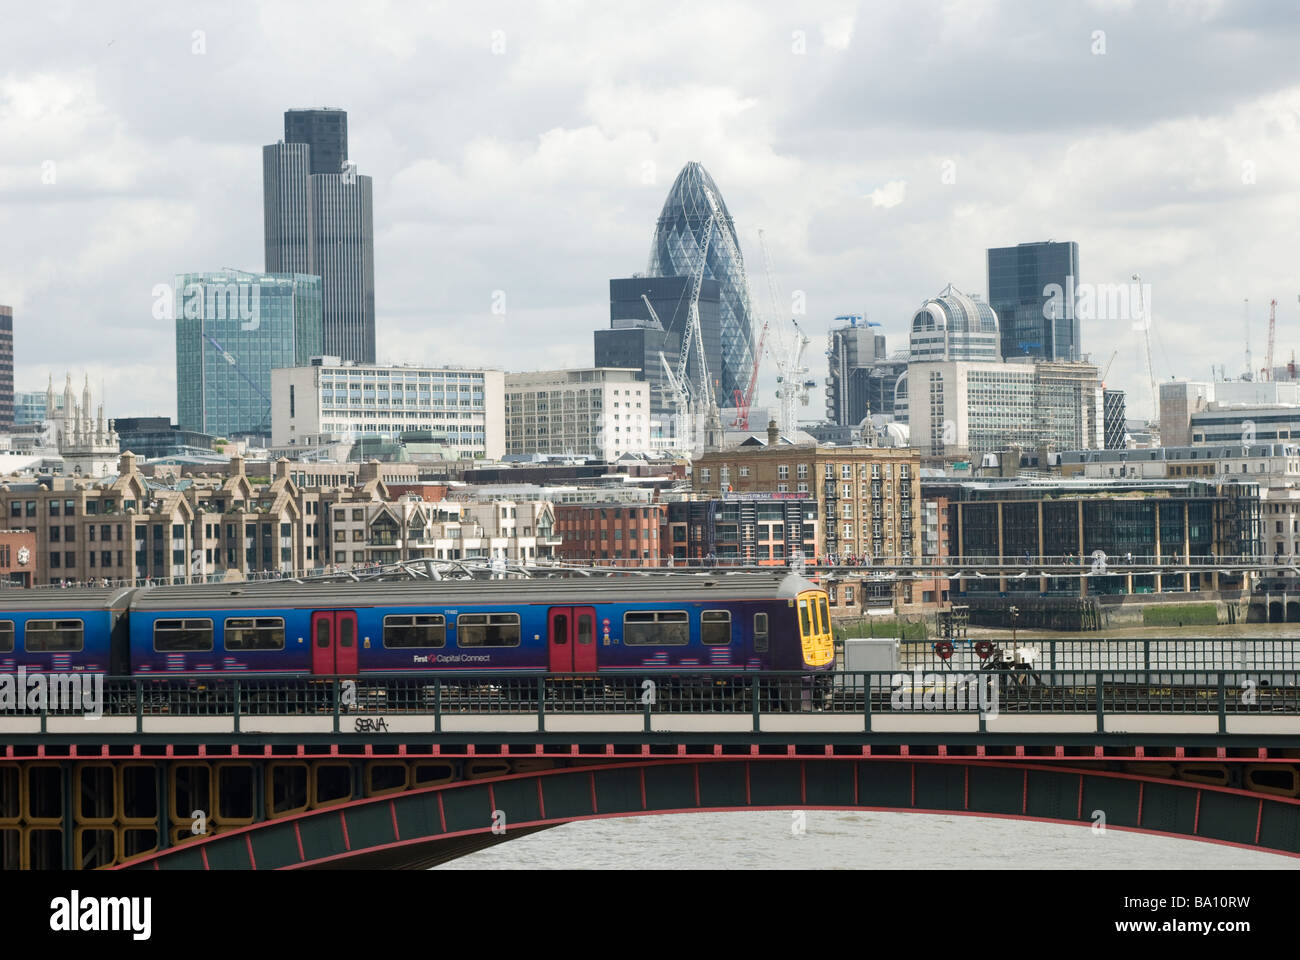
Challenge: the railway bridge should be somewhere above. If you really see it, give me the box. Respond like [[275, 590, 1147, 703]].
[[3, 646, 1300, 869]]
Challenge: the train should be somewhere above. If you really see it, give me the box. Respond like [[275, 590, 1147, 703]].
[[0, 571, 835, 680]]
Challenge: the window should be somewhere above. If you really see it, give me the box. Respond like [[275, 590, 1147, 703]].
[[224, 617, 285, 651], [798, 599, 812, 637], [0, 621, 12, 653], [384, 614, 446, 648], [25, 619, 84, 652], [154, 619, 214, 652], [457, 613, 520, 647], [623, 610, 689, 645], [701, 610, 731, 645], [753, 612, 769, 653]]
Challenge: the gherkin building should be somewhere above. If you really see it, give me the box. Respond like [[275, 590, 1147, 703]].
[[647, 161, 756, 411]]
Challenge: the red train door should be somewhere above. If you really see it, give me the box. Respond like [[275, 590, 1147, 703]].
[[310, 610, 360, 675], [547, 606, 597, 673]]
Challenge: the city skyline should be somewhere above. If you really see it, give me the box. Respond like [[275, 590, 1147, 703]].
[[2, 2, 1300, 422]]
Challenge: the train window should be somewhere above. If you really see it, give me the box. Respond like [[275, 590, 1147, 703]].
[[753, 613, 769, 653], [818, 596, 831, 635], [24, 619, 84, 653], [623, 611, 689, 645], [701, 610, 731, 645], [384, 614, 446, 648], [457, 613, 520, 647], [153, 619, 214, 652], [0, 621, 12, 653], [798, 599, 812, 637], [576, 613, 594, 645], [224, 617, 286, 651]]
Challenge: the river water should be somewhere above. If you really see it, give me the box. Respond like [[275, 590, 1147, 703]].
[[437, 623, 1299, 869], [434, 810, 1297, 869]]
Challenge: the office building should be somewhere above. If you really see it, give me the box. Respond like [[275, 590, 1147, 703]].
[[907, 359, 1102, 458], [987, 241, 1081, 361], [14, 389, 63, 427], [504, 369, 650, 460], [647, 162, 755, 410], [1103, 389, 1127, 449], [909, 285, 1001, 362], [271, 356, 505, 459], [175, 270, 323, 439], [263, 108, 375, 362], [826, 315, 908, 425], [0, 306, 12, 430]]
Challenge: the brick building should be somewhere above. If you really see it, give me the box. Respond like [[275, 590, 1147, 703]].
[[555, 502, 666, 566]]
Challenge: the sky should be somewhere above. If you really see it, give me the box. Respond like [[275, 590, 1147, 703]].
[[2, 0, 1299, 423]]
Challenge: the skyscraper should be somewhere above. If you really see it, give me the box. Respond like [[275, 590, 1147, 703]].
[[174, 270, 322, 438], [263, 108, 375, 363], [987, 241, 1081, 361], [283, 108, 348, 176], [0, 306, 12, 430], [647, 162, 755, 411]]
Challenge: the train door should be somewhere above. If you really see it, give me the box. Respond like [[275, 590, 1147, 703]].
[[310, 610, 360, 675], [547, 606, 597, 673]]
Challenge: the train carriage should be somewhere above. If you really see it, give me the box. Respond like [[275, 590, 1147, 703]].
[[0, 588, 133, 677], [123, 572, 834, 679]]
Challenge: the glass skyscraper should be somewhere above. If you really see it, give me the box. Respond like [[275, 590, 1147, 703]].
[[647, 162, 755, 410], [174, 271, 323, 438], [987, 240, 1081, 362], [264, 108, 375, 363]]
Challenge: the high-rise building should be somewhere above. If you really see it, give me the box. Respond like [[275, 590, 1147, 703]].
[[826, 315, 894, 425], [174, 270, 323, 438], [1103, 389, 1127, 449], [909, 285, 1001, 362], [647, 162, 755, 411], [987, 241, 1081, 361], [283, 108, 348, 176], [263, 108, 375, 363], [14, 390, 62, 426], [0, 306, 13, 430]]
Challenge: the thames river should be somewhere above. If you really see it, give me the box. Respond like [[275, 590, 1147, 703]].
[[434, 810, 1297, 869]]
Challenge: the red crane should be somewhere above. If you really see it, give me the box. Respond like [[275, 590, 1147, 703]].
[[731, 320, 770, 430]]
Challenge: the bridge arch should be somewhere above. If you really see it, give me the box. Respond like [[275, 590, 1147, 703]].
[[117, 758, 1300, 869]]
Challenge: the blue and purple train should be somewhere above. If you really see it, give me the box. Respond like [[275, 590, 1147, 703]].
[[0, 573, 835, 678]]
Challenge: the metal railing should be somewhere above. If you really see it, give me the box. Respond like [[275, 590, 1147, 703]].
[[895, 638, 1300, 676], [10, 669, 1300, 735]]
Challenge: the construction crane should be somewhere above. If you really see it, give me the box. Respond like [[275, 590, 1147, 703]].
[[1243, 298, 1253, 381], [758, 229, 812, 435], [1264, 298, 1278, 381], [1100, 348, 1118, 386], [1132, 274, 1158, 422], [644, 295, 691, 449], [731, 320, 770, 430], [650, 213, 716, 453]]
